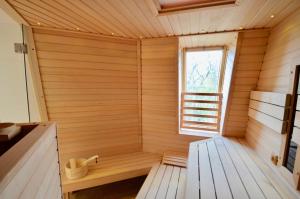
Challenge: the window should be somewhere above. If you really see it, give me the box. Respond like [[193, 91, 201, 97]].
[[180, 47, 225, 133], [183, 48, 224, 93]]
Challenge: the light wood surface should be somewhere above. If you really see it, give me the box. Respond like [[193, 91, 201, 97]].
[[141, 37, 201, 154], [136, 163, 186, 199], [179, 33, 237, 49], [223, 29, 270, 136], [180, 92, 222, 132], [245, 9, 300, 186], [248, 91, 291, 134], [5, 0, 300, 38], [24, 26, 49, 121], [162, 152, 187, 168], [185, 137, 299, 199], [62, 152, 161, 193], [0, 123, 61, 199], [32, 28, 142, 169], [0, 0, 29, 25]]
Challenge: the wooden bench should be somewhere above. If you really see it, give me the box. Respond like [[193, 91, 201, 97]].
[[185, 137, 300, 199], [62, 152, 161, 197], [136, 163, 186, 199]]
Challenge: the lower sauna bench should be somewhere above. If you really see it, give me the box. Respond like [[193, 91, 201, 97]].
[[136, 163, 186, 199], [185, 137, 300, 199], [62, 152, 161, 198]]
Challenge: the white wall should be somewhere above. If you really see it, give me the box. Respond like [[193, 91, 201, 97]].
[[0, 8, 40, 123]]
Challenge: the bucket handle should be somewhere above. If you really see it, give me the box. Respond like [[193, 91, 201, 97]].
[[83, 155, 99, 165]]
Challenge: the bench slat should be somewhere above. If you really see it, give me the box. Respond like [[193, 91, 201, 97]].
[[185, 143, 200, 199], [207, 140, 232, 199], [185, 137, 299, 199], [229, 138, 281, 199], [238, 138, 300, 199], [137, 164, 186, 199], [176, 168, 186, 199], [146, 165, 166, 199], [198, 141, 215, 199], [156, 166, 173, 199], [136, 163, 160, 199], [222, 138, 265, 199], [215, 138, 249, 199], [166, 167, 180, 199]]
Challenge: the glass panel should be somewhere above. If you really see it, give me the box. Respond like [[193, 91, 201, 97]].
[[185, 49, 223, 93], [0, 9, 28, 122]]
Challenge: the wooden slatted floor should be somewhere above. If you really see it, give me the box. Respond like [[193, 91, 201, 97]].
[[136, 164, 186, 199], [185, 137, 296, 199]]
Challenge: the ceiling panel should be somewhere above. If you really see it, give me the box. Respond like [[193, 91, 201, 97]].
[[179, 32, 237, 48], [5, 0, 300, 39]]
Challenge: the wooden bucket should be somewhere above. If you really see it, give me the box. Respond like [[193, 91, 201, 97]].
[[65, 155, 99, 180]]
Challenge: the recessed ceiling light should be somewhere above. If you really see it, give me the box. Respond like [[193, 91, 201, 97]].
[[76, 27, 80, 30], [270, 14, 275, 18], [111, 33, 114, 35], [37, 22, 41, 26]]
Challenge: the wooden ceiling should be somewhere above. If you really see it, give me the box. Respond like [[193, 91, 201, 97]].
[[179, 32, 237, 48], [4, 0, 300, 39]]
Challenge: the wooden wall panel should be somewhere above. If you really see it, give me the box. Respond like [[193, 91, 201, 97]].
[[32, 28, 141, 164], [223, 30, 270, 137], [246, 10, 300, 164], [141, 37, 201, 154]]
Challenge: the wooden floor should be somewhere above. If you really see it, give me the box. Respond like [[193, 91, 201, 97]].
[[136, 164, 186, 199], [186, 137, 291, 199]]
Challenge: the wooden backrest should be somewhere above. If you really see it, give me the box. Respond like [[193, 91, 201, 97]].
[[248, 91, 291, 134]]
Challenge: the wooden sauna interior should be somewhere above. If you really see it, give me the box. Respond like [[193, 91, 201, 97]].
[[1, 0, 300, 198]]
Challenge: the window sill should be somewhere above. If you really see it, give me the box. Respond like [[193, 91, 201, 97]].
[[180, 128, 219, 138]]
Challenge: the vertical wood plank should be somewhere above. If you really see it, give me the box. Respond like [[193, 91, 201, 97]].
[[166, 166, 180, 199], [215, 138, 249, 199], [229, 138, 281, 199], [185, 142, 200, 199], [222, 138, 265, 199], [176, 168, 186, 199], [198, 141, 216, 199], [146, 165, 166, 199], [207, 140, 232, 199], [156, 166, 173, 199], [136, 163, 160, 199]]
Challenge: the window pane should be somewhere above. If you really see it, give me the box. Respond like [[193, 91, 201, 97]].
[[185, 50, 223, 93]]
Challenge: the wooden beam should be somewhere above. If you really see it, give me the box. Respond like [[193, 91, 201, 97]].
[[23, 26, 48, 121], [0, 0, 29, 25]]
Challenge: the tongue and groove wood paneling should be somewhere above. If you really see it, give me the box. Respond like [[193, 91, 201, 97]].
[[223, 29, 270, 137], [246, 10, 300, 169], [32, 28, 141, 164], [141, 37, 200, 154]]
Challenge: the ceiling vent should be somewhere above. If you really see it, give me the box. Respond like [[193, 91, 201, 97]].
[[150, 0, 237, 15]]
